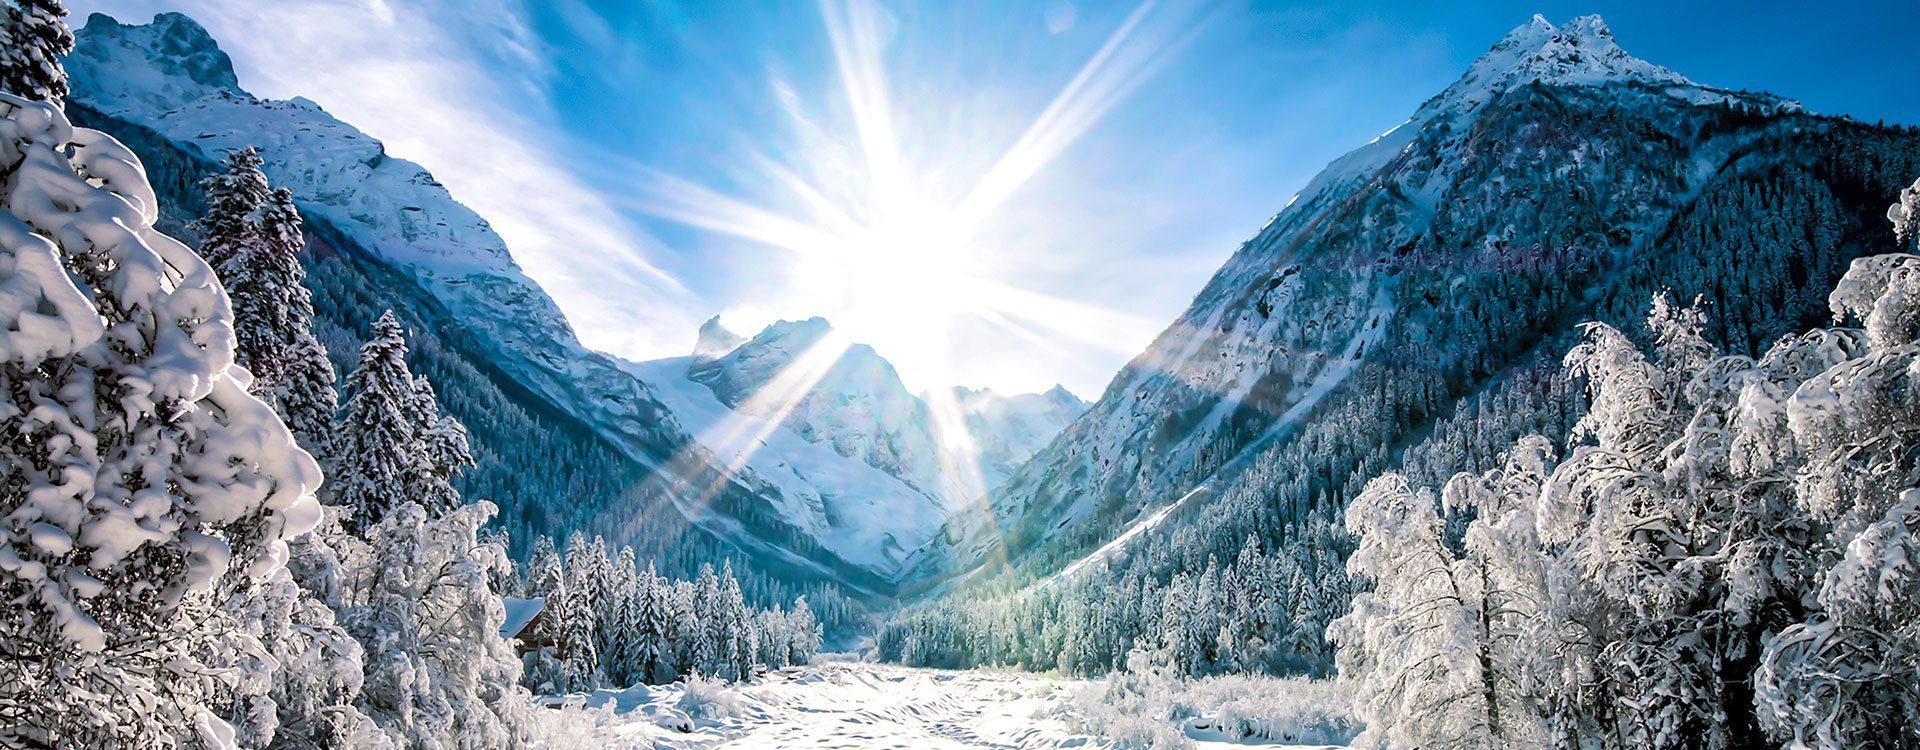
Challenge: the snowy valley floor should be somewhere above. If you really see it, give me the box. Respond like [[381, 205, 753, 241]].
[[530, 662, 1354, 749]]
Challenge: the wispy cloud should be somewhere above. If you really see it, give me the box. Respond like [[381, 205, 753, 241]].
[[70, 0, 703, 359]]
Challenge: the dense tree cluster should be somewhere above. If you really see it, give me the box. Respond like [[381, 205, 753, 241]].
[[0, 23, 811, 747], [1335, 204, 1920, 749], [876, 519, 1349, 679], [517, 532, 819, 694]]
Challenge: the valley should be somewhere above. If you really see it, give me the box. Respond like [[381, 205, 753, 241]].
[[3, 3, 1916, 749]]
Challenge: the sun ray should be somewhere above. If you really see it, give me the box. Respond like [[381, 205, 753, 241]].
[[954, 0, 1214, 231], [594, 0, 1218, 557], [664, 329, 858, 522]]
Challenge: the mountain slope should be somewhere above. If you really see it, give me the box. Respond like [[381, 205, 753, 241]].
[[62, 12, 908, 630], [905, 15, 1920, 590]]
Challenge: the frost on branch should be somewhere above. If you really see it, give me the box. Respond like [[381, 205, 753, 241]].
[[0, 94, 321, 747]]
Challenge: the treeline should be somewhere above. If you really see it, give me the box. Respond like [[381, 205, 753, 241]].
[[512, 532, 819, 694], [877, 522, 1348, 678]]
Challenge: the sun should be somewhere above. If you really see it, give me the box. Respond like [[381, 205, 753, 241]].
[[620, 0, 1208, 505], [826, 196, 983, 366]]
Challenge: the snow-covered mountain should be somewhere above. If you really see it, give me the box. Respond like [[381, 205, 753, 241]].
[[66, 13, 683, 462], [903, 15, 1920, 587], [66, 12, 1061, 596], [626, 317, 1085, 577], [941, 385, 1088, 487]]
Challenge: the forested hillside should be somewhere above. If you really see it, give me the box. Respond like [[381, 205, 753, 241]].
[[61, 101, 877, 634], [884, 16, 1920, 679]]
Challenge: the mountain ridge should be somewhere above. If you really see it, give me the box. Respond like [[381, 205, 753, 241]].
[[901, 13, 1920, 591]]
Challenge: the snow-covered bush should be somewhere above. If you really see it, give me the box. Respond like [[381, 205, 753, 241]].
[[1174, 674, 1359, 745], [521, 700, 653, 749], [0, 93, 321, 746], [1062, 647, 1357, 749], [676, 672, 743, 723]]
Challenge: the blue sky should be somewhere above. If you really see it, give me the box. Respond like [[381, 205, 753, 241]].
[[70, 0, 1920, 397]]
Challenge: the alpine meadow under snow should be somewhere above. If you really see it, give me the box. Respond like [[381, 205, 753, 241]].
[[2, 2, 1918, 749]]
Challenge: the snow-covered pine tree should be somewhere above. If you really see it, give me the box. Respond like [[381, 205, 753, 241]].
[[256, 188, 336, 450], [405, 374, 471, 515], [632, 565, 672, 684], [601, 546, 641, 687], [200, 158, 339, 456], [557, 532, 603, 690], [0, 0, 72, 102], [334, 311, 418, 531], [0, 93, 322, 747], [194, 147, 272, 271], [690, 564, 724, 677], [720, 561, 755, 681]]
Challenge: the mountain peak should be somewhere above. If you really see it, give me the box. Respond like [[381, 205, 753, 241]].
[[692, 315, 745, 359], [74, 12, 242, 105], [1043, 384, 1085, 408], [1457, 14, 1688, 100]]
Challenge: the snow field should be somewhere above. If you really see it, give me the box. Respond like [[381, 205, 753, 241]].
[[532, 662, 1352, 749]]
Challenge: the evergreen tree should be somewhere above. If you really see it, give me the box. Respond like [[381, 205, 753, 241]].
[[198, 156, 338, 455], [690, 565, 724, 677], [407, 375, 471, 515], [194, 148, 272, 270], [557, 532, 603, 690], [601, 546, 641, 687], [0, 0, 72, 102], [720, 561, 754, 681], [632, 566, 673, 685], [334, 312, 418, 531]]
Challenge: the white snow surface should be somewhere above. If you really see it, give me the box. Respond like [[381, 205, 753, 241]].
[[542, 662, 1346, 749]]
